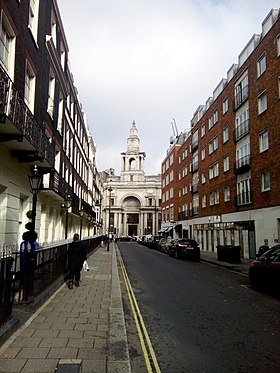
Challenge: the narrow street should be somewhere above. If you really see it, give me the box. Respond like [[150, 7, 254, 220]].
[[118, 241, 280, 373]]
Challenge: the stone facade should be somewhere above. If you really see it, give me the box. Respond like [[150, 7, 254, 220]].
[[102, 122, 161, 238]]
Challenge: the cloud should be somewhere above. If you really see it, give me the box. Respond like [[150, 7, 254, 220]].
[[58, 0, 280, 174]]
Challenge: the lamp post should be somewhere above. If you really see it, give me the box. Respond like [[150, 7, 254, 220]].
[[64, 194, 72, 239], [79, 209, 84, 238], [28, 165, 42, 236], [107, 186, 113, 252]]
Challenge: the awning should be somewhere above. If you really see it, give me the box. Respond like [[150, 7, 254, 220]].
[[158, 229, 166, 233], [165, 226, 173, 233]]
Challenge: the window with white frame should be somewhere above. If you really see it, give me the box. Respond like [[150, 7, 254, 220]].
[[170, 153, 174, 165], [201, 147, 205, 160], [57, 94, 63, 134], [201, 124, 205, 137], [208, 116, 213, 130], [179, 154, 181, 164], [213, 162, 219, 177], [24, 60, 36, 113], [222, 98, 228, 114], [213, 136, 218, 151], [277, 34, 280, 57], [257, 54, 266, 77], [0, 10, 16, 78], [209, 140, 213, 154], [210, 191, 214, 206], [29, 0, 40, 42], [224, 186, 230, 202], [259, 130, 269, 152], [214, 190, 219, 204], [261, 170, 270, 192], [170, 187, 174, 198], [224, 155, 229, 172], [209, 165, 213, 180], [170, 170, 174, 182], [47, 68, 55, 118], [178, 171, 181, 180], [258, 91, 267, 114], [213, 110, 218, 124], [237, 178, 251, 204], [166, 190, 169, 201], [201, 171, 206, 184], [202, 195, 206, 208], [223, 126, 229, 143]]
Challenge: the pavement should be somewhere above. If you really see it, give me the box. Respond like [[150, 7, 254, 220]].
[[0, 243, 252, 373]]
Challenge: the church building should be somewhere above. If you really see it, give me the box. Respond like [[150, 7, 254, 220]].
[[102, 121, 161, 238]]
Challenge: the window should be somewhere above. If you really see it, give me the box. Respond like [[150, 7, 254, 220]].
[[213, 110, 218, 124], [201, 124, 205, 137], [257, 54, 266, 77], [208, 116, 213, 130], [0, 10, 16, 78], [235, 74, 249, 108], [201, 171, 206, 184], [202, 195, 206, 208], [261, 171, 270, 192], [224, 155, 229, 172], [29, 0, 40, 42], [223, 126, 229, 143], [214, 190, 219, 204], [213, 136, 218, 151], [223, 98, 228, 114], [209, 165, 213, 180], [24, 60, 36, 113], [237, 178, 251, 205], [210, 191, 214, 206], [258, 91, 267, 114], [47, 68, 55, 118], [213, 162, 219, 177], [260, 130, 269, 152], [201, 148, 205, 160], [209, 140, 213, 154], [277, 34, 280, 57], [224, 186, 230, 202]]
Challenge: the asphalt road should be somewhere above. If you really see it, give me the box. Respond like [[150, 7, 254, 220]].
[[118, 241, 280, 373]]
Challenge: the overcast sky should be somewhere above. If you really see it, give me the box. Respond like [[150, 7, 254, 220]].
[[57, 0, 279, 175]]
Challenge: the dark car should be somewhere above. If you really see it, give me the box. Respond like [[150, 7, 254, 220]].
[[149, 235, 163, 250], [169, 239, 200, 260], [249, 245, 280, 292], [158, 237, 174, 255]]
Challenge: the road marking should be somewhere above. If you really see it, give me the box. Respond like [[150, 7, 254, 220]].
[[118, 250, 161, 373]]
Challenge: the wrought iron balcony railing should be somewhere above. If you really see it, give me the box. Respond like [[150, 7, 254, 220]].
[[0, 64, 54, 166]]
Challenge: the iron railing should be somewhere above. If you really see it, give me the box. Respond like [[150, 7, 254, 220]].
[[0, 236, 102, 328]]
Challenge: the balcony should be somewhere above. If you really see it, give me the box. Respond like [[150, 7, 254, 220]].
[[234, 154, 251, 174], [192, 161, 199, 173], [192, 183, 199, 193], [191, 139, 198, 152], [0, 64, 54, 167], [233, 85, 249, 111], [235, 119, 250, 142], [236, 191, 252, 206]]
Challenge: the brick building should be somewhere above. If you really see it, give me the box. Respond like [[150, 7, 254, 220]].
[[161, 9, 280, 259], [0, 0, 102, 249]]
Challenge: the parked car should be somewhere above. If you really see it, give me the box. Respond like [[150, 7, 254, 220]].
[[118, 235, 133, 241], [169, 239, 200, 260], [249, 244, 280, 292], [149, 235, 163, 250], [158, 237, 174, 255]]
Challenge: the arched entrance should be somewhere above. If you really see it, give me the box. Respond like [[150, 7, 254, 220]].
[[122, 196, 141, 237]]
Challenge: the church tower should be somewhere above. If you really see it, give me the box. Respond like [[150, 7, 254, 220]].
[[120, 121, 146, 182]]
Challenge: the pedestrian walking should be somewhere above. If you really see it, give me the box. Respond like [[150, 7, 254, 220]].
[[67, 233, 87, 289]]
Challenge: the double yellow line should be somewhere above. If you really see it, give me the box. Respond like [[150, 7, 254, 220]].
[[118, 251, 161, 373]]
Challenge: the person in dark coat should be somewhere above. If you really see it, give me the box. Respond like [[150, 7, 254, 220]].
[[67, 233, 87, 289]]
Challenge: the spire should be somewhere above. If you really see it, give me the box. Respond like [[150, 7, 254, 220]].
[[127, 120, 140, 153]]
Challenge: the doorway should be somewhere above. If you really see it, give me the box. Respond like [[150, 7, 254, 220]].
[[128, 224, 137, 237]]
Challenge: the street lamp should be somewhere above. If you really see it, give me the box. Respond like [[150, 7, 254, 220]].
[[79, 209, 84, 238], [63, 194, 72, 239], [107, 185, 113, 252], [28, 165, 42, 235]]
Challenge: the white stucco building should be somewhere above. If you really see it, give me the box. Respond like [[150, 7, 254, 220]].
[[102, 122, 161, 238]]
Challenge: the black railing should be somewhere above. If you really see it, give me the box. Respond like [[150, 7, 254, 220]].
[[234, 154, 251, 173], [192, 161, 199, 172], [0, 236, 102, 328], [236, 191, 252, 206], [233, 85, 249, 111], [191, 140, 199, 152], [235, 119, 250, 142], [0, 64, 54, 166]]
